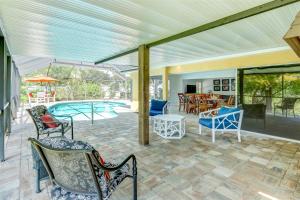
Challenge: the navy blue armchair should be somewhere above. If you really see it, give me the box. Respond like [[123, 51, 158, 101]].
[[150, 99, 168, 116]]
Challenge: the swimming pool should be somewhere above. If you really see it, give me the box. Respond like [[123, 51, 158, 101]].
[[48, 101, 126, 122]]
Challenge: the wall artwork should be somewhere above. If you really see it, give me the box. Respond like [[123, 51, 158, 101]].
[[214, 86, 220, 91], [222, 79, 229, 85], [222, 86, 229, 91], [231, 79, 235, 91], [221, 79, 229, 91], [213, 79, 220, 85]]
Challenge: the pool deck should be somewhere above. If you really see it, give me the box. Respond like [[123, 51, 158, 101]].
[[1, 104, 300, 200]]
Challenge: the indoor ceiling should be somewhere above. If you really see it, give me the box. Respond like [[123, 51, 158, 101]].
[[0, 0, 300, 74]]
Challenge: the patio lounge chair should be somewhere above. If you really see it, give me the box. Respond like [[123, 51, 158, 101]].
[[28, 92, 38, 107], [274, 98, 297, 117], [27, 105, 74, 139], [29, 137, 137, 200], [199, 107, 244, 143], [47, 91, 56, 103], [31, 144, 49, 193], [150, 99, 168, 116], [37, 91, 47, 104]]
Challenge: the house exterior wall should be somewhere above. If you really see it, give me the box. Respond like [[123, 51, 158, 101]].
[[129, 49, 300, 111]]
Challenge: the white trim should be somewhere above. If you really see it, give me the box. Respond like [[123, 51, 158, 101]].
[[242, 129, 300, 144]]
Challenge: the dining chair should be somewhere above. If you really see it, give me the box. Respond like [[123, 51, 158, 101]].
[[178, 93, 185, 112], [187, 95, 197, 114]]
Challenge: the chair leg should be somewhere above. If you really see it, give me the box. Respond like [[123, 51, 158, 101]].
[[35, 169, 41, 193], [212, 130, 215, 143], [133, 159, 137, 200], [199, 124, 202, 135], [293, 109, 296, 118], [71, 126, 74, 139], [237, 130, 241, 142]]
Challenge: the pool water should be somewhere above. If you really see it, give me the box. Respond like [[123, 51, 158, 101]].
[[48, 101, 126, 121]]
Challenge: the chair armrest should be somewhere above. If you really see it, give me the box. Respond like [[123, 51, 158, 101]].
[[42, 121, 63, 125], [162, 102, 169, 115], [52, 114, 73, 121], [199, 108, 220, 118], [51, 114, 73, 125], [212, 110, 241, 120], [92, 152, 136, 172]]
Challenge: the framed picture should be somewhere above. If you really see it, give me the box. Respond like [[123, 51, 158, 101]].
[[213, 79, 220, 85], [222, 79, 229, 85], [214, 86, 220, 91], [231, 85, 235, 91], [222, 86, 229, 91], [231, 79, 235, 91]]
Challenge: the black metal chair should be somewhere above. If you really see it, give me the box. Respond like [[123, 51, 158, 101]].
[[274, 98, 298, 117], [31, 144, 49, 193], [27, 105, 74, 139], [29, 137, 137, 200]]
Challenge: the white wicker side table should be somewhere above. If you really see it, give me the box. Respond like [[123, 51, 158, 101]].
[[153, 114, 186, 139]]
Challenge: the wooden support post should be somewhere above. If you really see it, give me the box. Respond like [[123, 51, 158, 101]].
[[138, 45, 149, 145], [0, 36, 6, 161], [239, 69, 244, 105], [6, 56, 11, 134], [162, 67, 169, 100]]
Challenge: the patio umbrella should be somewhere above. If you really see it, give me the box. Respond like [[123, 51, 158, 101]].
[[25, 76, 58, 83]]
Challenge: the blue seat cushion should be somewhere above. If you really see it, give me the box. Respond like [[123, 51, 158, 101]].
[[199, 118, 238, 129], [218, 107, 240, 121], [150, 110, 163, 116], [150, 99, 167, 111]]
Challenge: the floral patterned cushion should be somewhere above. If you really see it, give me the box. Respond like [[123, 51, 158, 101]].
[[29, 105, 72, 136], [29, 105, 48, 132], [39, 137, 129, 200], [50, 163, 129, 200], [106, 162, 130, 192], [39, 137, 92, 150]]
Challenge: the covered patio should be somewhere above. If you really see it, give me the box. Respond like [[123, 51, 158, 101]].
[[1, 0, 300, 200], [2, 107, 300, 200]]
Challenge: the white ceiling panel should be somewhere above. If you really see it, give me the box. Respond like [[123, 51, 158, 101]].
[[0, 0, 299, 74]]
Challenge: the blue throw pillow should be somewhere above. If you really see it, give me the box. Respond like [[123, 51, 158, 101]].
[[150, 99, 167, 111]]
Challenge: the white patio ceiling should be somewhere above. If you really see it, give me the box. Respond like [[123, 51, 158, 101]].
[[0, 0, 300, 75]]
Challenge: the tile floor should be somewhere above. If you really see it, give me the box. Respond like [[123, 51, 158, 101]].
[[1, 106, 300, 200]]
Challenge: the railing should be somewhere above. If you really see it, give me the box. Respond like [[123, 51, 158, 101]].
[[52, 102, 118, 125]]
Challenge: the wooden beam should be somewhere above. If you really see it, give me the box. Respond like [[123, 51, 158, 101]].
[[162, 67, 169, 100], [6, 56, 11, 134], [149, 0, 300, 47], [284, 11, 300, 57], [95, 48, 138, 64], [0, 36, 6, 161], [238, 69, 244, 105], [94, 0, 299, 64], [138, 45, 149, 145]]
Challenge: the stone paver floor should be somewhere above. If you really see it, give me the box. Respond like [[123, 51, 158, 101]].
[[1, 107, 300, 200]]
